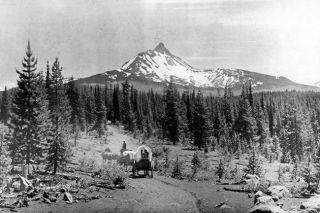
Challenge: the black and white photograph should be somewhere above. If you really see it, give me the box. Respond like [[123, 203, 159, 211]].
[[1, 0, 320, 212]]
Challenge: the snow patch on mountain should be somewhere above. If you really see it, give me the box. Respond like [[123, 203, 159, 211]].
[[99, 43, 315, 90]]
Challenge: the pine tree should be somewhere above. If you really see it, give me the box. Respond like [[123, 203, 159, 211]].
[[0, 86, 10, 125], [315, 146, 320, 190], [121, 80, 134, 131], [92, 87, 106, 137], [46, 58, 71, 174], [9, 42, 50, 176], [302, 155, 314, 191], [268, 102, 274, 137], [191, 151, 201, 177], [244, 147, 261, 176], [193, 91, 210, 149], [216, 160, 225, 181], [292, 161, 298, 181], [112, 84, 120, 123], [85, 89, 96, 132], [164, 82, 180, 144], [67, 77, 86, 132], [234, 86, 257, 144], [172, 156, 182, 178]]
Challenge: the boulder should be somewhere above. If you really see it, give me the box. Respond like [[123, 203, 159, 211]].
[[248, 204, 288, 213], [267, 186, 291, 199], [4, 177, 12, 191], [12, 181, 21, 192], [254, 191, 264, 204], [272, 195, 279, 202], [18, 175, 33, 191], [43, 198, 51, 204], [63, 192, 73, 203], [245, 174, 261, 181], [256, 196, 275, 205]]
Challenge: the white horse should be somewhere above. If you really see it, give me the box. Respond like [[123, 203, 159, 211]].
[[118, 150, 136, 171], [101, 152, 119, 163]]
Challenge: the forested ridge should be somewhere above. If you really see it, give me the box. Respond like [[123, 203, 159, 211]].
[[1, 42, 320, 176]]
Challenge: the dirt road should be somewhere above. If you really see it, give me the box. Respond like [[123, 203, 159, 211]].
[[11, 125, 251, 213], [16, 175, 200, 213]]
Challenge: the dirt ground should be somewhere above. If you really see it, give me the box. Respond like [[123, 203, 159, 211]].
[[8, 175, 252, 213], [1, 125, 253, 213]]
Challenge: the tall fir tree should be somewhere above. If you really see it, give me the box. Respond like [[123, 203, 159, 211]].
[[121, 80, 134, 131], [93, 87, 106, 137], [0, 86, 10, 124], [164, 82, 180, 144], [112, 84, 121, 123], [46, 58, 71, 174], [193, 90, 210, 149], [67, 77, 86, 132], [9, 41, 50, 175]]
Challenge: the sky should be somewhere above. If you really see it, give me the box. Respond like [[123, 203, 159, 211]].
[[1, 0, 320, 90]]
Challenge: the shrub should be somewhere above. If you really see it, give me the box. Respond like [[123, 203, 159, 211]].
[[244, 148, 262, 176], [215, 160, 225, 181], [78, 156, 98, 172], [100, 162, 128, 188], [104, 147, 111, 153], [152, 147, 164, 158], [163, 147, 170, 173], [289, 180, 307, 197], [172, 156, 182, 179], [191, 151, 201, 177], [255, 180, 271, 194]]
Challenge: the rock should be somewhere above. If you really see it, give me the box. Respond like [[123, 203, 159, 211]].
[[31, 195, 42, 201], [63, 192, 73, 203], [27, 188, 39, 198], [43, 198, 51, 204], [272, 195, 279, 202], [256, 196, 275, 205], [248, 204, 288, 213], [300, 195, 320, 210], [60, 188, 68, 193], [218, 204, 233, 209], [49, 196, 57, 203], [18, 175, 33, 192], [254, 191, 264, 204], [12, 181, 21, 192], [302, 209, 318, 213], [32, 178, 40, 187], [245, 174, 261, 181], [276, 202, 284, 207], [5, 177, 12, 191], [267, 186, 291, 199]]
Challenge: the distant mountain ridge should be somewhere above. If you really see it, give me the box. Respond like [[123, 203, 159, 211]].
[[75, 43, 319, 92]]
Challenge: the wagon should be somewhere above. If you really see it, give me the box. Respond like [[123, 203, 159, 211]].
[[132, 145, 153, 178]]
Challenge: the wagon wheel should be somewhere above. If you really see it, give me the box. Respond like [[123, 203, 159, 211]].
[[132, 161, 136, 178], [149, 167, 153, 178]]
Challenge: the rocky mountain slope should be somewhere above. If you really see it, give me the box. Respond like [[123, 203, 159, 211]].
[[75, 43, 319, 92]]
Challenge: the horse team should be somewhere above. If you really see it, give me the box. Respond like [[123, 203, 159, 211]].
[[101, 142, 153, 178]]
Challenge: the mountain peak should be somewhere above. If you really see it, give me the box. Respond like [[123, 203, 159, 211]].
[[154, 42, 171, 55]]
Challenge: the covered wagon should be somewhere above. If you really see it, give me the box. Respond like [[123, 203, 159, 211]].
[[132, 145, 153, 178]]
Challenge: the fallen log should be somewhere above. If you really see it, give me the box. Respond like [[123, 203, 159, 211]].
[[55, 173, 79, 181], [90, 181, 115, 190], [223, 187, 251, 193], [0, 204, 16, 209]]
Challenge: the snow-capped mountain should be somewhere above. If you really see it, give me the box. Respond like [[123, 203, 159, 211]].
[[75, 43, 319, 92]]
